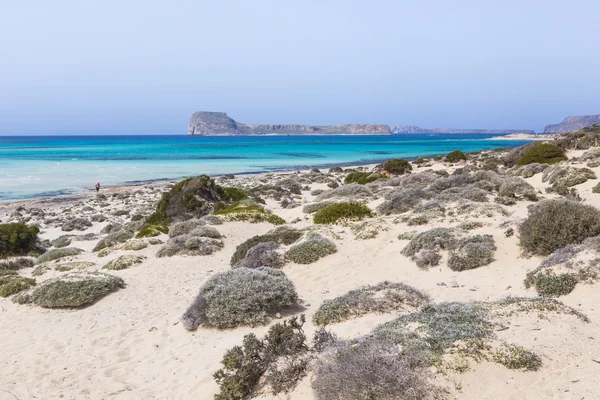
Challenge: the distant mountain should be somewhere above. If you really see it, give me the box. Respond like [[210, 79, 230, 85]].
[[391, 125, 535, 134], [187, 112, 391, 135], [544, 115, 600, 134]]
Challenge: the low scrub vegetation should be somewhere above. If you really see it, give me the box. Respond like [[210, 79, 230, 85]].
[[214, 315, 332, 399], [0, 274, 35, 297], [157, 235, 223, 257], [517, 143, 567, 166], [343, 171, 385, 185], [181, 267, 298, 330], [214, 201, 285, 225], [234, 242, 284, 269], [313, 202, 373, 224], [313, 282, 430, 326], [284, 234, 337, 264], [382, 159, 412, 175], [445, 149, 467, 163], [36, 247, 83, 264], [230, 226, 303, 266], [0, 257, 35, 270], [93, 230, 134, 252], [103, 255, 146, 271], [0, 223, 40, 258], [15, 272, 125, 308], [519, 200, 600, 256]]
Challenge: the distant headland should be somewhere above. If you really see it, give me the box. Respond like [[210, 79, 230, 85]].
[[187, 111, 535, 136]]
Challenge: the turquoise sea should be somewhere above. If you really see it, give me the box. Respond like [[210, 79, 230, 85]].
[[0, 134, 531, 202]]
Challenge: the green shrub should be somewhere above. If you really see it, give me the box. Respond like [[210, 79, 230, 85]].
[[0, 223, 40, 258], [445, 150, 467, 163], [313, 202, 373, 224], [382, 159, 412, 175], [517, 143, 567, 166], [103, 255, 146, 270], [313, 282, 430, 326], [493, 343, 542, 371], [0, 275, 35, 297], [343, 172, 383, 185], [181, 267, 298, 330], [593, 182, 600, 194], [401, 228, 458, 258], [120, 239, 148, 251], [519, 200, 600, 255], [93, 230, 134, 252], [235, 242, 284, 269], [285, 235, 337, 264], [214, 201, 285, 225], [221, 187, 247, 202], [524, 268, 579, 297], [447, 235, 496, 271], [168, 219, 205, 237], [214, 316, 309, 399], [302, 201, 335, 214], [230, 227, 303, 266], [0, 257, 35, 270], [36, 247, 83, 264], [157, 235, 223, 257], [135, 223, 168, 238], [24, 272, 125, 308]]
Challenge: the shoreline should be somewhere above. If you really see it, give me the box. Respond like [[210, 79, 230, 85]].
[[0, 147, 524, 205]]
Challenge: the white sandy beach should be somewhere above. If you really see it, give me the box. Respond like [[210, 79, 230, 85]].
[[2, 148, 600, 400]]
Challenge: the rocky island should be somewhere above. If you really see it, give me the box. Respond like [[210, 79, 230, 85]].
[[544, 114, 600, 133], [187, 111, 392, 135], [391, 125, 535, 134]]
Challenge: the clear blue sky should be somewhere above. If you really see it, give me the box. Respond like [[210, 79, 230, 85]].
[[1, 0, 599, 135]]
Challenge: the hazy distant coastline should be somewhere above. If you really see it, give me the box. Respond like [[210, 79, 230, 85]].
[[187, 111, 536, 136]]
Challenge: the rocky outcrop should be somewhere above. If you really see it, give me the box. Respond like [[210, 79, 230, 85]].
[[544, 115, 600, 134], [392, 125, 535, 134], [188, 112, 391, 135]]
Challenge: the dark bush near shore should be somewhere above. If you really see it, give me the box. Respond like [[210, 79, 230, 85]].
[[519, 200, 600, 256], [382, 159, 412, 175], [445, 149, 467, 163], [0, 223, 40, 258], [517, 143, 567, 166], [343, 171, 384, 185]]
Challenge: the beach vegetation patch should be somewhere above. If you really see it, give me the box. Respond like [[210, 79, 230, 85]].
[[0, 223, 40, 258], [214, 315, 314, 399], [524, 268, 579, 297], [313, 281, 430, 326], [445, 149, 467, 163], [234, 242, 284, 269], [517, 143, 567, 166], [93, 230, 134, 252], [519, 200, 600, 256], [103, 255, 146, 270], [135, 223, 168, 238], [447, 235, 496, 271], [230, 226, 304, 266], [343, 171, 385, 185], [36, 247, 83, 264], [492, 343, 542, 371], [383, 159, 412, 175], [0, 275, 35, 297], [0, 257, 35, 271], [214, 201, 285, 225], [20, 272, 124, 308], [181, 267, 298, 330], [284, 234, 337, 264], [157, 235, 223, 257], [313, 202, 372, 224]]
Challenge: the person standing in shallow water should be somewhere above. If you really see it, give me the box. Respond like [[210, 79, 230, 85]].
[[95, 182, 100, 193]]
